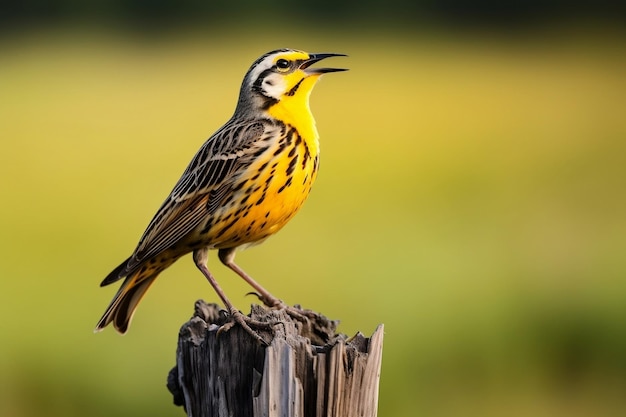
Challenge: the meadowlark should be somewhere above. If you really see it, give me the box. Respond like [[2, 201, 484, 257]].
[[95, 49, 346, 340]]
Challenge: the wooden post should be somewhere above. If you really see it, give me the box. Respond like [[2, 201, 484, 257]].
[[167, 300, 384, 417]]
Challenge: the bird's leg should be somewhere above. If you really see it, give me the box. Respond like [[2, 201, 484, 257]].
[[193, 248, 271, 344], [218, 248, 284, 307], [218, 248, 313, 322]]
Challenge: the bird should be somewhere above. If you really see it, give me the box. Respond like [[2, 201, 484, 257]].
[[95, 49, 347, 340]]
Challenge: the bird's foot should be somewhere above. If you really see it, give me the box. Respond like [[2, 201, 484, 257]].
[[247, 292, 315, 323], [281, 304, 316, 323], [218, 308, 274, 345], [268, 301, 319, 327]]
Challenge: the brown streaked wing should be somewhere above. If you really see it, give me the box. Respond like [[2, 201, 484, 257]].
[[119, 119, 274, 277]]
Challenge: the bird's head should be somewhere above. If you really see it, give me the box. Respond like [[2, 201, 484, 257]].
[[237, 49, 347, 115]]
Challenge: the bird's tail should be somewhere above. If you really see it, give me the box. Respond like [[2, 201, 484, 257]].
[[94, 271, 158, 334]]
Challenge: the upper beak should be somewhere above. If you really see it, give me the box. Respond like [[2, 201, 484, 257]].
[[300, 53, 348, 75]]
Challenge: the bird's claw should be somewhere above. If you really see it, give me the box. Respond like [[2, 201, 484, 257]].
[[217, 309, 274, 345]]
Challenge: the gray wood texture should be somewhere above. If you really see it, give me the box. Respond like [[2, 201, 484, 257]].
[[167, 300, 383, 417]]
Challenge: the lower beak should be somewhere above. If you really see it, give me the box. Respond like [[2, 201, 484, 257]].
[[301, 53, 348, 75]]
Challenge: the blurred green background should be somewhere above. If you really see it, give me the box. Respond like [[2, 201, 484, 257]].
[[1, 2, 626, 417]]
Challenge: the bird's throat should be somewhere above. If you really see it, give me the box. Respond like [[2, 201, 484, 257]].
[[266, 90, 319, 156]]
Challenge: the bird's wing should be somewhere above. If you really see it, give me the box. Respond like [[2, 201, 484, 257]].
[[118, 118, 282, 278]]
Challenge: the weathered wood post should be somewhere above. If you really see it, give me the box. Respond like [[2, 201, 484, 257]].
[[167, 300, 384, 417]]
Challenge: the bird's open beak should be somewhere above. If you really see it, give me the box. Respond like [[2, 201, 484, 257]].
[[301, 53, 348, 75]]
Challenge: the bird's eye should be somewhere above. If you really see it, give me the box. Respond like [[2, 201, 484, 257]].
[[275, 59, 291, 71]]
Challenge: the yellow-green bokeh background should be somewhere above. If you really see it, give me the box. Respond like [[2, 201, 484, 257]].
[[1, 22, 626, 417]]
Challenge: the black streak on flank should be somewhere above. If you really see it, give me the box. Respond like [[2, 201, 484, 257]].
[[231, 181, 247, 193], [214, 216, 240, 239], [297, 132, 311, 169], [273, 134, 292, 156], [286, 154, 298, 176], [254, 181, 270, 205], [253, 146, 268, 158], [277, 177, 292, 194], [286, 78, 305, 97], [251, 160, 270, 180]]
